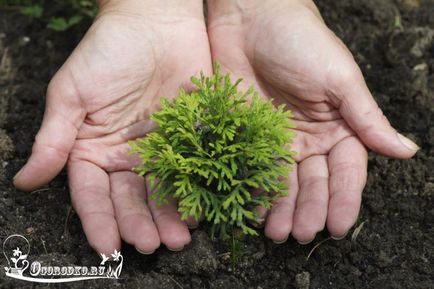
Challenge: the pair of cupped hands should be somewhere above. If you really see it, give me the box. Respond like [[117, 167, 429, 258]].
[[13, 0, 418, 255]]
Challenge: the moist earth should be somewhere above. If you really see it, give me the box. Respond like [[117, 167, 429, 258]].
[[0, 0, 433, 288]]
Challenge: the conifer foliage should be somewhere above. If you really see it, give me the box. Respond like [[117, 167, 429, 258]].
[[130, 66, 296, 238]]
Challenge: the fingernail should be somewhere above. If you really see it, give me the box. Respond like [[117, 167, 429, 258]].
[[297, 238, 314, 245], [397, 133, 419, 151], [331, 232, 347, 240], [136, 248, 155, 255], [272, 236, 288, 244], [167, 246, 184, 252], [13, 168, 24, 180]]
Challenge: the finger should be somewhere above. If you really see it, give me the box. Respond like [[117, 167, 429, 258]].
[[185, 216, 198, 229], [333, 64, 418, 159], [327, 136, 367, 239], [255, 205, 268, 227], [14, 77, 85, 192], [292, 155, 329, 244], [110, 171, 160, 254], [146, 178, 191, 251], [185, 216, 199, 229], [68, 159, 120, 254], [183, 206, 208, 229], [249, 188, 269, 228], [185, 207, 206, 229], [265, 164, 299, 243]]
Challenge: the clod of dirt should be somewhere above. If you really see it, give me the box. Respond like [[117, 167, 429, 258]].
[[349, 265, 363, 277], [294, 271, 310, 289], [357, 0, 400, 27], [376, 250, 396, 268], [397, 0, 421, 11], [156, 231, 220, 275], [387, 27, 434, 66], [410, 27, 434, 58]]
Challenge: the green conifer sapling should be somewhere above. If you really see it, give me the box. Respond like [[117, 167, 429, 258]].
[[130, 65, 296, 238]]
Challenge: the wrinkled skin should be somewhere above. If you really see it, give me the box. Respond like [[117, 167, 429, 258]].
[[206, 0, 418, 243], [13, 0, 418, 254], [14, 0, 212, 254]]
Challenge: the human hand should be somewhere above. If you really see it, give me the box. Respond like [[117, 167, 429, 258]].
[[13, 0, 212, 254], [207, 0, 418, 243]]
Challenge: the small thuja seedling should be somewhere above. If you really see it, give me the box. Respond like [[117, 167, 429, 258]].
[[130, 66, 296, 238]]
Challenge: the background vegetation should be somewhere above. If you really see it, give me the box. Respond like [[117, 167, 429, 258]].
[[0, 0, 96, 31]]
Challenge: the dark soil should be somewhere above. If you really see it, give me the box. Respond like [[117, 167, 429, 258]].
[[0, 0, 433, 288]]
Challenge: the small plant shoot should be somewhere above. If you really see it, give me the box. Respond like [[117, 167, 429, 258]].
[[130, 65, 296, 238]]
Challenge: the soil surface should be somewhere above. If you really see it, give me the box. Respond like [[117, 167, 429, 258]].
[[0, 0, 433, 288]]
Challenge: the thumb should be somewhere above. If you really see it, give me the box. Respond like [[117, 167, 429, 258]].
[[13, 76, 85, 192], [336, 67, 419, 159]]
